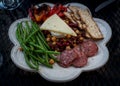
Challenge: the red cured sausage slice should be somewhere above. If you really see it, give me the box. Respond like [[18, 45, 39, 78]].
[[72, 51, 87, 67], [72, 46, 88, 67], [57, 49, 78, 67], [80, 40, 98, 57]]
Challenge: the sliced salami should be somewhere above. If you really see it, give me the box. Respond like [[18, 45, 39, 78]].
[[72, 51, 87, 67], [80, 40, 98, 57], [72, 46, 88, 67], [57, 49, 78, 67]]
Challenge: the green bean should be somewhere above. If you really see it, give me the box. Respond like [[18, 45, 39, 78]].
[[33, 22, 46, 40], [24, 28, 39, 43], [24, 52, 38, 70], [28, 53, 52, 68], [29, 42, 44, 50], [16, 23, 22, 43], [32, 50, 45, 53], [37, 32, 50, 50], [45, 53, 49, 63], [36, 36, 44, 48], [49, 54, 59, 62], [33, 50, 60, 54], [25, 21, 30, 32], [46, 51, 60, 54], [23, 28, 27, 41], [22, 43, 29, 51], [31, 21, 50, 50], [27, 39, 34, 51], [29, 54, 39, 70], [16, 24, 20, 42]]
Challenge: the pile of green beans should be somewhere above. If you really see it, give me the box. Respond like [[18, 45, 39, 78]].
[[16, 21, 60, 70]]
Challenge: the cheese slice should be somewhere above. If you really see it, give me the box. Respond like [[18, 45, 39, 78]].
[[40, 14, 77, 36]]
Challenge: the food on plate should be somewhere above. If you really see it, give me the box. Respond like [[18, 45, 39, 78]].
[[64, 12, 77, 24], [64, 6, 104, 40], [80, 40, 98, 57], [47, 4, 67, 17], [72, 50, 87, 67], [16, 21, 60, 70], [77, 7, 104, 39], [43, 30, 84, 52], [17, 3, 104, 69], [29, 4, 103, 40], [29, 4, 51, 23], [40, 14, 77, 36], [57, 40, 97, 68], [57, 45, 88, 68], [57, 49, 78, 67], [29, 4, 67, 23]]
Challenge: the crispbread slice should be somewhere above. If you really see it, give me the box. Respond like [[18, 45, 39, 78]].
[[78, 8, 104, 39]]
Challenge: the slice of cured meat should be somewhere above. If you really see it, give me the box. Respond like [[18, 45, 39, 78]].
[[57, 49, 78, 67], [72, 51, 87, 67], [72, 46, 88, 67], [80, 40, 98, 57]]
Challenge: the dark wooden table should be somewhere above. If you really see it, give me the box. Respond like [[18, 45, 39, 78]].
[[0, 0, 120, 86]]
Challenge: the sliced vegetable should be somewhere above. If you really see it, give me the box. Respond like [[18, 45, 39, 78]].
[[48, 4, 67, 17], [28, 4, 51, 23], [29, 4, 67, 23]]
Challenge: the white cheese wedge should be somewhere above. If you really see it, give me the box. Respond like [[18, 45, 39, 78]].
[[40, 14, 77, 36]]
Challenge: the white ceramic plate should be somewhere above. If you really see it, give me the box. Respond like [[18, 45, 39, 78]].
[[8, 3, 112, 82]]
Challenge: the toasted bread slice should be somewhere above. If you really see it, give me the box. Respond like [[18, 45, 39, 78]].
[[68, 6, 80, 20], [85, 32, 91, 38], [78, 8, 104, 39]]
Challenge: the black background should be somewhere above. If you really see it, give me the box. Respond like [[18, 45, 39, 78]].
[[0, 0, 120, 86]]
